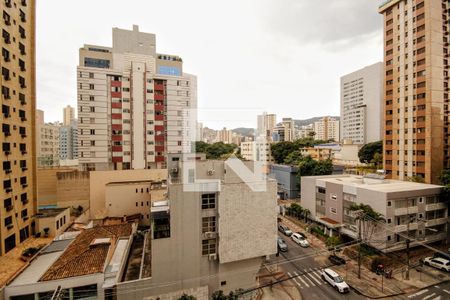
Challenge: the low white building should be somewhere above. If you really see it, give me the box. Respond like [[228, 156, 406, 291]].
[[240, 140, 273, 163], [301, 174, 446, 253]]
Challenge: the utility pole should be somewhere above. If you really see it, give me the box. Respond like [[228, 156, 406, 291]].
[[405, 213, 414, 280], [358, 215, 362, 279]]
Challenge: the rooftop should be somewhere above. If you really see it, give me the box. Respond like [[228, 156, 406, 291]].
[[36, 207, 69, 218], [40, 223, 132, 281], [315, 175, 442, 193], [379, 0, 402, 12]]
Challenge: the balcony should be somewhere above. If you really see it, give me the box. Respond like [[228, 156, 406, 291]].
[[154, 93, 165, 101], [425, 218, 448, 227], [154, 83, 164, 91], [394, 222, 418, 233], [425, 202, 446, 211], [394, 206, 418, 216]]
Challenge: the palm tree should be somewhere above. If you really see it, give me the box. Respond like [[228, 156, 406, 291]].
[[303, 208, 310, 223]]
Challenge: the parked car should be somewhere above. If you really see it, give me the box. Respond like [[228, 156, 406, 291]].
[[291, 233, 309, 247], [328, 254, 346, 266], [278, 224, 293, 236], [296, 231, 307, 239], [277, 237, 288, 252], [433, 251, 450, 261], [321, 268, 350, 293], [423, 257, 450, 272]]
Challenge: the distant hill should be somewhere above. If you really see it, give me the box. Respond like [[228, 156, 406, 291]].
[[294, 116, 340, 128], [232, 127, 255, 137]]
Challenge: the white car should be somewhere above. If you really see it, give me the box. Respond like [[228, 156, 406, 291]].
[[423, 257, 450, 272], [321, 268, 350, 293], [291, 233, 310, 247]]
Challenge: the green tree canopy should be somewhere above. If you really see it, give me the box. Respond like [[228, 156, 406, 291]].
[[178, 294, 197, 300], [439, 169, 450, 200], [194, 142, 237, 159], [358, 141, 383, 164]]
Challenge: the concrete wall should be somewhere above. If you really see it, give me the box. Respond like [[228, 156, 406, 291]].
[[89, 169, 167, 219], [105, 182, 160, 225], [36, 168, 78, 207], [56, 171, 90, 211], [218, 179, 277, 264]]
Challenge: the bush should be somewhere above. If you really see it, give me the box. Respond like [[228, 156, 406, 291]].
[[311, 226, 326, 237]]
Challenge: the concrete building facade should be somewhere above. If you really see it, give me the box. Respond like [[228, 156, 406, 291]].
[[77, 25, 197, 171], [62, 105, 75, 126], [314, 116, 340, 142], [269, 164, 300, 199], [379, 0, 450, 183], [36, 111, 60, 167], [1, 0, 36, 255], [240, 139, 273, 163], [257, 112, 276, 139], [59, 120, 78, 161], [301, 174, 446, 252], [340, 62, 383, 144]]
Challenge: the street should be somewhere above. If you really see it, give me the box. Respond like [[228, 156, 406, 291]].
[[275, 233, 365, 300], [393, 281, 450, 300]]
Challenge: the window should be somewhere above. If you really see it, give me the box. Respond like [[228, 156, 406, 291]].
[[84, 57, 110, 69], [202, 216, 216, 233], [201, 193, 216, 209], [317, 187, 326, 194], [387, 201, 392, 207], [330, 194, 337, 200], [330, 207, 337, 214], [4, 216, 12, 227], [202, 239, 216, 255]]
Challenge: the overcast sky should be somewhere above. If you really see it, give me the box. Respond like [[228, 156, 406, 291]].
[[37, 0, 383, 129]]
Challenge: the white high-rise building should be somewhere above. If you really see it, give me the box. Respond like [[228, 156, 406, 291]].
[[77, 26, 197, 171], [314, 117, 340, 142], [257, 112, 276, 139], [340, 62, 383, 144]]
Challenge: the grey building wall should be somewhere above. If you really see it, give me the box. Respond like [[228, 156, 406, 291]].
[[269, 164, 299, 199]]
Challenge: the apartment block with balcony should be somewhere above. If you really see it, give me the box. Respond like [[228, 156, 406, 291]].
[[77, 25, 197, 171], [379, 0, 450, 183], [301, 174, 447, 253], [0, 0, 36, 255]]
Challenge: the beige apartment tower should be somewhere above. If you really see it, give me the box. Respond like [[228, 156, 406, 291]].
[[379, 0, 449, 183], [0, 0, 36, 254], [63, 105, 74, 126]]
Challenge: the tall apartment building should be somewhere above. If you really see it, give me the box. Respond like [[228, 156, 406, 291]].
[[216, 127, 233, 144], [272, 118, 294, 142], [340, 62, 383, 144], [36, 109, 60, 167], [257, 112, 276, 139], [59, 120, 78, 161], [62, 105, 74, 126], [240, 139, 273, 163], [77, 25, 197, 171], [314, 116, 340, 141], [0, 0, 36, 255], [379, 0, 449, 183]]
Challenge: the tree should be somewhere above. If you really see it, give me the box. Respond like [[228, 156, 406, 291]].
[[303, 208, 310, 223], [326, 236, 342, 249], [439, 169, 450, 201], [408, 175, 425, 183], [358, 141, 383, 164], [308, 131, 316, 138], [178, 294, 196, 300], [314, 159, 333, 175], [270, 141, 298, 164], [284, 150, 303, 165], [194, 141, 209, 153], [349, 203, 385, 279]]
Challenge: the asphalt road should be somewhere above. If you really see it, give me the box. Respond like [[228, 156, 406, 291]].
[[390, 281, 450, 300], [275, 233, 365, 300]]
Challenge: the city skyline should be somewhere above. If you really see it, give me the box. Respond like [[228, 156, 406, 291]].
[[36, 0, 382, 128]]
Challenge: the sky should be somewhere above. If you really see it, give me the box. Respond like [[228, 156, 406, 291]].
[[37, 0, 383, 130]]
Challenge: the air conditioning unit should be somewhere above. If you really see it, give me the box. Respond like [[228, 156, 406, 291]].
[[170, 167, 178, 174], [208, 253, 217, 261], [204, 232, 215, 238], [207, 169, 215, 176]]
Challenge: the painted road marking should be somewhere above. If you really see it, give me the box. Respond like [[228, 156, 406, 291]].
[[408, 289, 428, 298], [287, 272, 302, 288], [294, 271, 310, 288], [422, 293, 436, 300], [443, 289, 450, 295], [307, 268, 322, 285]]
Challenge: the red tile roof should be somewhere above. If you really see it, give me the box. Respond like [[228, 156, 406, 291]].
[[40, 224, 132, 281]]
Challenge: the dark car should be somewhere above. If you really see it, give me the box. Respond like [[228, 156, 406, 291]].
[[278, 224, 293, 236], [328, 254, 346, 266], [277, 237, 288, 252]]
